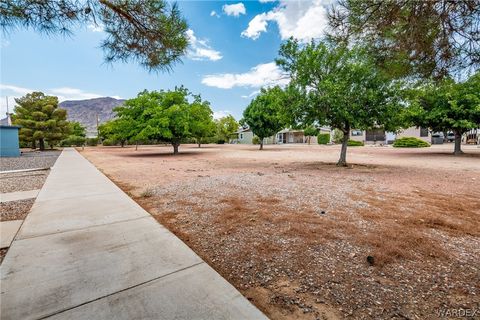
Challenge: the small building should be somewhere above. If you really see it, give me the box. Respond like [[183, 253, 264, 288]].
[[235, 127, 254, 144], [349, 127, 431, 145], [0, 125, 21, 157], [276, 129, 305, 144], [396, 127, 431, 143]]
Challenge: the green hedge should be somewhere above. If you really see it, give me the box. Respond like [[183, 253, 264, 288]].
[[60, 135, 86, 147], [252, 136, 261, 145], [102, 138, 117, 146], [86, 137, 99, 146], [393, 137, 430, 148], [317, 133, 330, 144], [347, 140, 364, 146]]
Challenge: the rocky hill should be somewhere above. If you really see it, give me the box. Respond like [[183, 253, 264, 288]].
[[59, 97, 125, 136]]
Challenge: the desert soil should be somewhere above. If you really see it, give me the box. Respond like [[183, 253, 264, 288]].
[[81, 144, 480, 320]]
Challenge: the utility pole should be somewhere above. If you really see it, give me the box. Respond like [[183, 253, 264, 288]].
[[6, 96, 12, 125]]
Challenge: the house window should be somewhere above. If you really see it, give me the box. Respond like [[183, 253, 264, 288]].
[[366, 129, 386, 141], [240, 133, 244, 139], [351, 130, 363, 136], [420, 127, 429, 137]]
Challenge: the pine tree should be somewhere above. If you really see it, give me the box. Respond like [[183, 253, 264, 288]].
[[13, 92, 70, 150]]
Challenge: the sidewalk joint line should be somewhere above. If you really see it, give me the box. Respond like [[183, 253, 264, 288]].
[[15, 215, 152, 241], [38, 262, 205, 320]]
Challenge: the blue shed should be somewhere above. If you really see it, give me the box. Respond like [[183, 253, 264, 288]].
[[0, 125, 21, 157]]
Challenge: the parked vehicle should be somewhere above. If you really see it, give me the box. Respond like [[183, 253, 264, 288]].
[[446, 132, 455, 142]]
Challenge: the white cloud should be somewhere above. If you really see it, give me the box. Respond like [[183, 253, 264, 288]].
[[186, 29, 222, 61], [0, 84, 33, 96], [87, 23, 104, 32], [202, 62, 289, 89], [210, 10, 220, 18], [241, 90, 260, 99], [0, 83, 121, 117], [49, 87, 105, 101], [223, 3, 246, 17], [242, 0, 329, 41], [1, 39, 10, 48], [213, 110, 232, 120]]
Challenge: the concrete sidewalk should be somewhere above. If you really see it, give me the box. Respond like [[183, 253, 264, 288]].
[[0, 148, 267, 320]]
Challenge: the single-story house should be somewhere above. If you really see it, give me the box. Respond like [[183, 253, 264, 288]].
[[349, 127, 431, 145], [234, 127, 254, 144], [234, 126, 333, 145]]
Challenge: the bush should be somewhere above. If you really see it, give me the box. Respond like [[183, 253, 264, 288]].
[[317, 133, 330, 144], [60, 135, 86, 147], [332, 129, 344, 143], [86, 137, 98, 146], [393, 137, 430, 148], [102, 138, 117, 146], [347, 140, 364, 146], [252, 136, 261, 145]]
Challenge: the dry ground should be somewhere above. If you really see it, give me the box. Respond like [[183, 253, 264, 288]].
[[81, 144, 480, 320]]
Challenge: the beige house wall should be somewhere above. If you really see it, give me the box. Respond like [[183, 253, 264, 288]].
[[349, 130, 365, 143], [396, 127, 431, 143], [237, 131, 254, 144]]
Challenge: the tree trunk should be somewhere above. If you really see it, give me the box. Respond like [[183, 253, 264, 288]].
[[173, 142, 179, 155], [308, 136, 311, 145], [197, 138, 201, 148], [39, 138, 45, 151], [453, 129, 463, 155], [135, 141, 138, 151], [121, 141, 125, 148], [31, 140, 36, 149], [337, 127, 350, 166], [259, 141, 263, 150]]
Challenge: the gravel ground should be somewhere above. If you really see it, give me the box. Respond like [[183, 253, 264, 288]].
[[0, 150, 60, 171], [0, 248, 8, 264], [0, 150, 60, 193], [0, 172, 49, 193], [83, 144, 480, 320], [0, 199, 36, 221]]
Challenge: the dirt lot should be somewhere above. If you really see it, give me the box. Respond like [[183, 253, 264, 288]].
[[82, 144, 480, 320]]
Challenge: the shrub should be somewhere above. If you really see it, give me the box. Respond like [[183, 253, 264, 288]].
[[332, 129, 344, 143], [102, 138, 117, 146], [252, 136, 261, 145], [347, 140, 364, 146], [393, 137, 430, 148], [86, 137, 98, 146], [60, 135, 86, 147], [317, 133, 330, 144], [216, 139, 225, 144]]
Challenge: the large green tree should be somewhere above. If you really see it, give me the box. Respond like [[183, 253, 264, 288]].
[[1, 0, 189, 71], [242, 87, 286, 150], [114, 87, 213, 154], [276, 39, 403, 166], [329, 0, 480, 80], [215, 115, 238, 143], [406, 72, 480, 155], [189, 96, 215, 147], [13, 92, 70, 150], [69, 121, 86, 138], [98, 118, 136, 147]]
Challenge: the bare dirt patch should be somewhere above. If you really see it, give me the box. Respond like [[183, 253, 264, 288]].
[[82, 144, 480, 319]]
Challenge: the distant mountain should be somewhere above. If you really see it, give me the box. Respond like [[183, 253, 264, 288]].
[[59, 97, 125, 136]]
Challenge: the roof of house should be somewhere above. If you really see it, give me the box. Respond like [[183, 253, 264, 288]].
[[235, 127, 252, 134]]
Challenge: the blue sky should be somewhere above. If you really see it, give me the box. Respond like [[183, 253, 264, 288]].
[[0, 1, 330, 120]]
